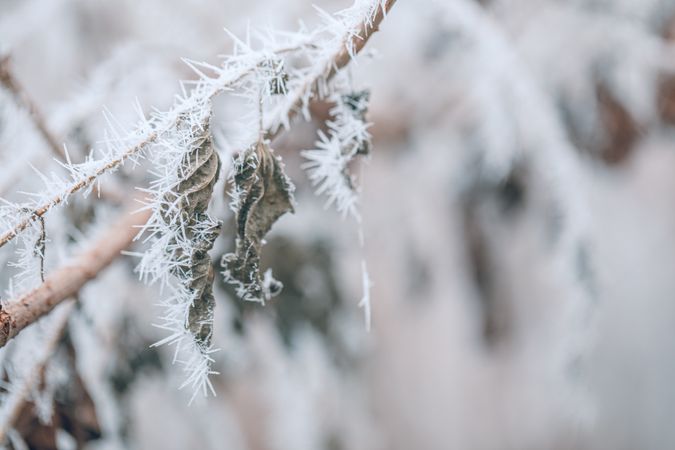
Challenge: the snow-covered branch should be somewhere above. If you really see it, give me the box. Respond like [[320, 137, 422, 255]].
[[133, 0, 396, 399], [0, 207, 149, 348], [0, 0, 396, 251], [0, 0, 397, 403]]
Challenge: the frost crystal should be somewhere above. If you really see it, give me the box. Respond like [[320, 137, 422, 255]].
[[0, 0, 391, 402], [302, 89, 372, 220]]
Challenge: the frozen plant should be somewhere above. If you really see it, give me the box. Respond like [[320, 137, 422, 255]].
[[0, 0, 397, 409]]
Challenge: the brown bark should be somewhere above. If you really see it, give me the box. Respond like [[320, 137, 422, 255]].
[[0, 207, 150, 348], [332, 0, 397, 75]]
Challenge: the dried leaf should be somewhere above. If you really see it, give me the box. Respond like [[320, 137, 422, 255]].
[[163, 126, 221, 346], [222, 140, 295, 302]]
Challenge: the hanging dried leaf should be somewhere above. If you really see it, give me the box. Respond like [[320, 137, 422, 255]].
[[222, 139, 295, 303], [163, 125, 221, 346]]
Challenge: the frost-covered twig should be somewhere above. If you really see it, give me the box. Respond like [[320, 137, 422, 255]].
[[0, 0, 397, 402], [0, 207, 149, 348], [265, 0, 396, 136], [0, 140, 150, 248], [136, 0, 395, 397], [0, 0, 396, 250]]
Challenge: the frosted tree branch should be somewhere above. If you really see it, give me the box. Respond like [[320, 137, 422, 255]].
[[0, 0, 398, 403], [0, 0, 397, 250], [0, 207, 150, 348], [265, 0, 396, 136]]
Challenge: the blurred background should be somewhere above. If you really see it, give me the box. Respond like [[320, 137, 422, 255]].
[[2, 0, 675, 448]]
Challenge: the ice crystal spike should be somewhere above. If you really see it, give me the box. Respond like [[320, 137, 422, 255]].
[[302, 88, 372, 220]]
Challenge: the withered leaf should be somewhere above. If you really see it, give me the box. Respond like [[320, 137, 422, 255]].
[[163, 125, 221, 347], [222, 139, 295, 302]]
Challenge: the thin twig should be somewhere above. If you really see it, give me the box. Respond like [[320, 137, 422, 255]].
[[0, 137, 156, 248], [267, 0, 397, 139], [0, 0, 397, 250], [0, 207, 151, 348], [0, 58, 127, 203], [0, 56, 65, 160], [34, 216, 46, 283]]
